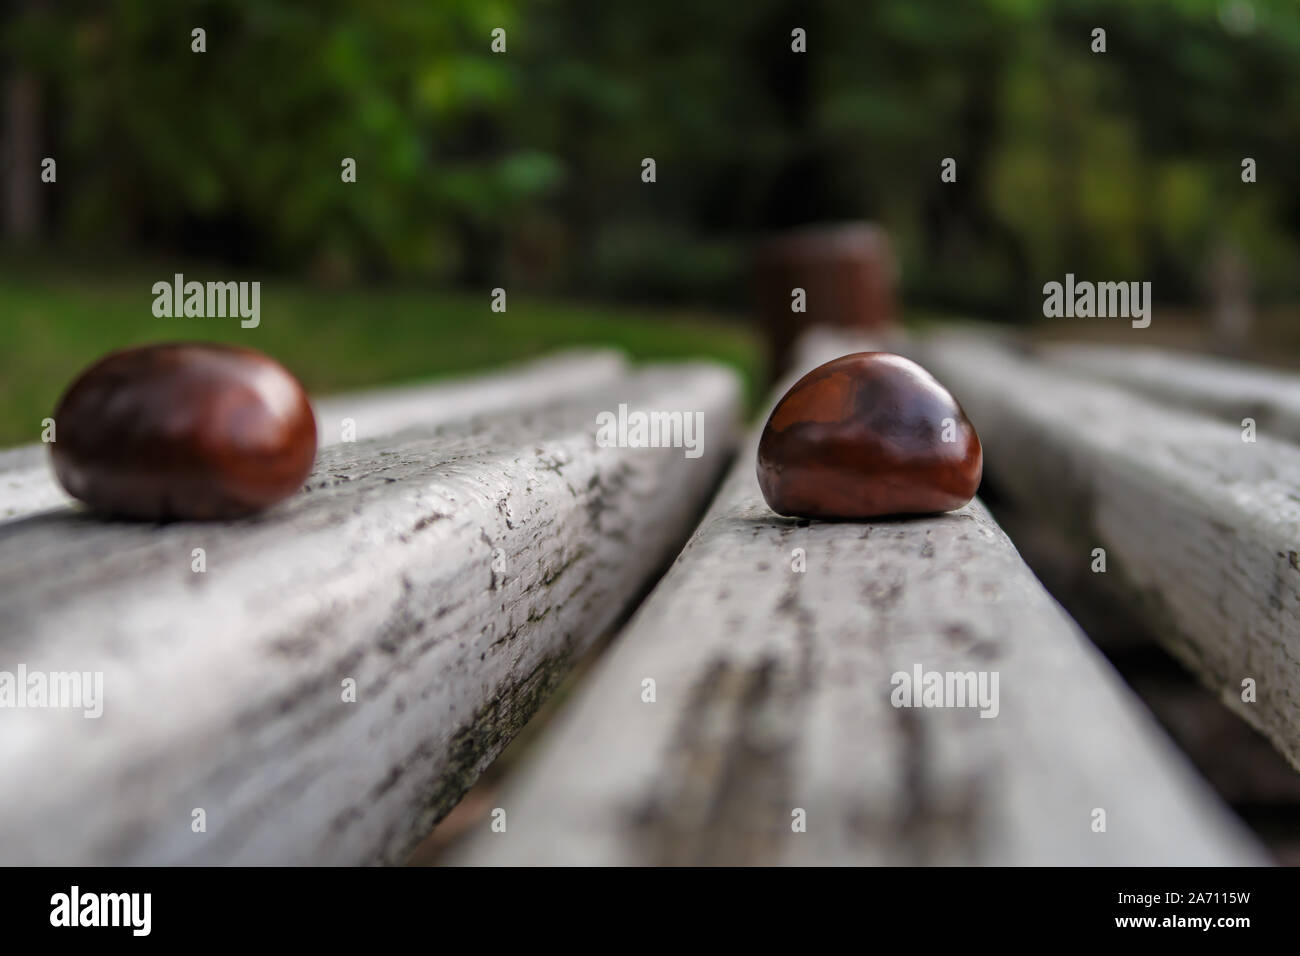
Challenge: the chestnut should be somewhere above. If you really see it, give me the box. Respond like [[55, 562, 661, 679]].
[[50, 343, 317, 520], [756, 352, 981, 520]]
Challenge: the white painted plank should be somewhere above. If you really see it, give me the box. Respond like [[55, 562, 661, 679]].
[[0, 361, 741, 865], [919, 329, 1300, 777], [1042, 342, 1300, 444], [0, 349, 628, 524], [453, 331, 1262, 865]]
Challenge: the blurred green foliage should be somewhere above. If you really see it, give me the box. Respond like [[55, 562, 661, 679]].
[[5, 0, 1300, 315]]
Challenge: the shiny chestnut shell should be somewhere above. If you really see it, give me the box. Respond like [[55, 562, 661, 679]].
[[50, 343, 317, 520], [756, 352, 981, 520]]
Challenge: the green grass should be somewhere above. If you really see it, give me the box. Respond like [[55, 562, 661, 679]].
[[0, 265, 766, 448]]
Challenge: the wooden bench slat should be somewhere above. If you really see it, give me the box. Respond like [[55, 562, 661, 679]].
[[0, 359, 740, 864], [1042, 342, 1300, 444], [1, 349, 628, 524], [0, 444, 62, 521], [452, 331, 1262, 865], [311, 348, 628, 447], [919, 330, 1300, 777]]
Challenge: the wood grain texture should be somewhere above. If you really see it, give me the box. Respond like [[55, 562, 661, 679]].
[[453, 331, 1262, 865], [1, 349, 628, 524], [1042, 342, 1300, 444], [0, 359, 740, 865], [919, 329, 1300, 777]]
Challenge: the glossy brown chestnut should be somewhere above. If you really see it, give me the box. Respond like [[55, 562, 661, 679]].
[[50, 343, 317, 520], [756, 352, 981, 520]]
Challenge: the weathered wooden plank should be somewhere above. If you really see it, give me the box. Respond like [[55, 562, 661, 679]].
[[0, 360, 741, 865], [918, 329, 1300, 777], [0, 349, 627, 523], [1042, 342, 1300, 444], [453, 331, 1262, 866], [311, 348, 628, 448], [0, 444, 50, 519]]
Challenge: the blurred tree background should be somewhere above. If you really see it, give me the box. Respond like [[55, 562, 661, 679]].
[[3, 0, 1300, 442], [7, 0, 1299, 307]]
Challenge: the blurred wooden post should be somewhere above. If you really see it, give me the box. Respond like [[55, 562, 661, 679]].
[[3, 71, 42, 239], [754, 222, 898, 374], [1209, 242, 1252, 356]]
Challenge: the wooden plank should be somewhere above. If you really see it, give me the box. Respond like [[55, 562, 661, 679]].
[[0, 360, 741, 865], [0, 444, 50, 520], [312, 349, 628, 447], [0, 349, 628, 523], [918, 329, 1300, 777], [1042, 342, 1300, 444], [452, 331, 1262, 865]]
